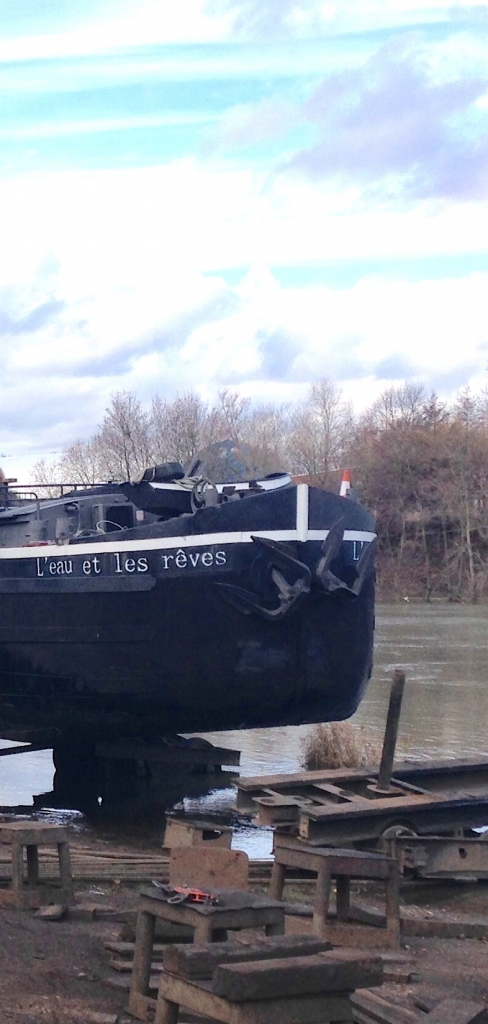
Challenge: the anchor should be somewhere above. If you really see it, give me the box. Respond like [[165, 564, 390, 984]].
[[216, 536, 311, 621], [316, 519, 376, 597]]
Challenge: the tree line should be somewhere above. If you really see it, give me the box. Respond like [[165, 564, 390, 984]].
[[32, 379, 488, 602]]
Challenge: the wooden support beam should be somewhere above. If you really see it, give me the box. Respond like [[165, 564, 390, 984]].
[[212, 950, 383, 1003], [0, 742, 52, 757], [156, 973, 352, 1024], [96, 740, 240, 765], [163, 936, 333, 980]]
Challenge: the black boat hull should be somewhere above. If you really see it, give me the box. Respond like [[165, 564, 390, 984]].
[[0, 484, 375, 745]]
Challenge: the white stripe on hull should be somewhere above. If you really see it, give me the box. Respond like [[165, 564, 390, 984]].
[[0, 528, 376, 561]]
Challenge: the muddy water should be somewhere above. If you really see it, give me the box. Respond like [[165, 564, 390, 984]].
[[1, 604, 488, 852], [203, 602, 488, 774]]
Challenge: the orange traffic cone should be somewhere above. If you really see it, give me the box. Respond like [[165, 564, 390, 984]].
[[339, 470, 351, 498]]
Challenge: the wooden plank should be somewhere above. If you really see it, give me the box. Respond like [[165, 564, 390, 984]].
[[236, 758, 488, 794], [351, 990, 420, 1024], [424, 1000, 488, 1024], [272, 840, 396, 879], [401, 915, 488, 939], [164, 818, 232, 849], [105, 940, 166, 956], [382, 967, 418, 984], [97, 740, 240, 765], [349, 903, 488, 940], [34, 904, 67, 920], [236, 766, 378, 791], [212, 950, 383, 1003], [352, 1011, 377, 1024], [302, 793, 445, 822], [157, 973, 352, 1024], [109, 957, 163, 974], [163, 936, 333, 980], [104, 972, 161, 993], [169, 847, 249, 890], [0, 822, 70, 844]]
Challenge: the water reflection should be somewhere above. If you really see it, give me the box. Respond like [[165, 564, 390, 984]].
[[0, 741, 54, 806]]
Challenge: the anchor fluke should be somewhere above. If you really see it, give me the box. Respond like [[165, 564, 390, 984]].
[[316, 521, 376, 597], [216, 535, 311, 621], [315, 519, 345, 587], [348, 535, 377, 595]]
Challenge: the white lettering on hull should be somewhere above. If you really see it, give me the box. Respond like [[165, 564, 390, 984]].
[[37, 558, 74, 577], [34, 548, 228, 580], [161, 548, 227, 571]]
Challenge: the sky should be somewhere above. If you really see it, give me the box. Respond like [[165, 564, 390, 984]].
[[1, 0, 488, 480]]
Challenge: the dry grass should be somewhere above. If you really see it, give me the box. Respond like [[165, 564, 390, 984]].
[[301, 721, 382, 771]]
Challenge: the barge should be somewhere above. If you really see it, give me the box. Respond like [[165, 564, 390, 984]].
[[0, 443, 376, 765]]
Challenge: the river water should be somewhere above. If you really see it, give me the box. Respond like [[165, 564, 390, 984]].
[[1, 604, 488, 852]]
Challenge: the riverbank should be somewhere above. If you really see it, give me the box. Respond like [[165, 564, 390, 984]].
[[3, 830, 488, 1022]]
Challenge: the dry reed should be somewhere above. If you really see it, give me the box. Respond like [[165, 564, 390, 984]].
[[301, 721, 382, 771]]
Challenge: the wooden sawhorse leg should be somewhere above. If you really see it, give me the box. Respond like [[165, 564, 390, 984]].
[[269, 860, 286, 900], [11, 841, 24, 894], [313, 863, 332, 936], [336, 875, 351, 922], [129, 910, 156, 1020], [26, 845, 39, 886], [155, 997, 179, 1024]]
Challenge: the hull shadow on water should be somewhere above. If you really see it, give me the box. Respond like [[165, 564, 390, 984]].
[[0, 753, 244, 848]]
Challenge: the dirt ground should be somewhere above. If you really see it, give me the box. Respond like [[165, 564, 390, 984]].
[[2, 835, 488, 1023], [0, 880, 141, 1024]]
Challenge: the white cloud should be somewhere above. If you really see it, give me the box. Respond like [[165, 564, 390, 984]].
[[212, 0, 488, 40], [1, 156, 487, 479], [0, 1, 231, 62], [1, 158, 487, 291], [0, 113, 218, 143]]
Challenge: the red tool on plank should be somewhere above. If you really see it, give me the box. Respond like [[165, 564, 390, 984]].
[[151, 881, 219, 905]]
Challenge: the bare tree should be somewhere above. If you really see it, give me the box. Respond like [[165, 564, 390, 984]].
[[368, 382, 426, 432], [96, 391, 151, 481], [241, 403, 290, 474], [150, 391, 209, 467], [453, 386, 481, 431], [215, 388, 251, 440], [58, 439, 110, 485], [288, 378, 354, 482], [30, 457, 63, 496], [421, 391, 449, 433]]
